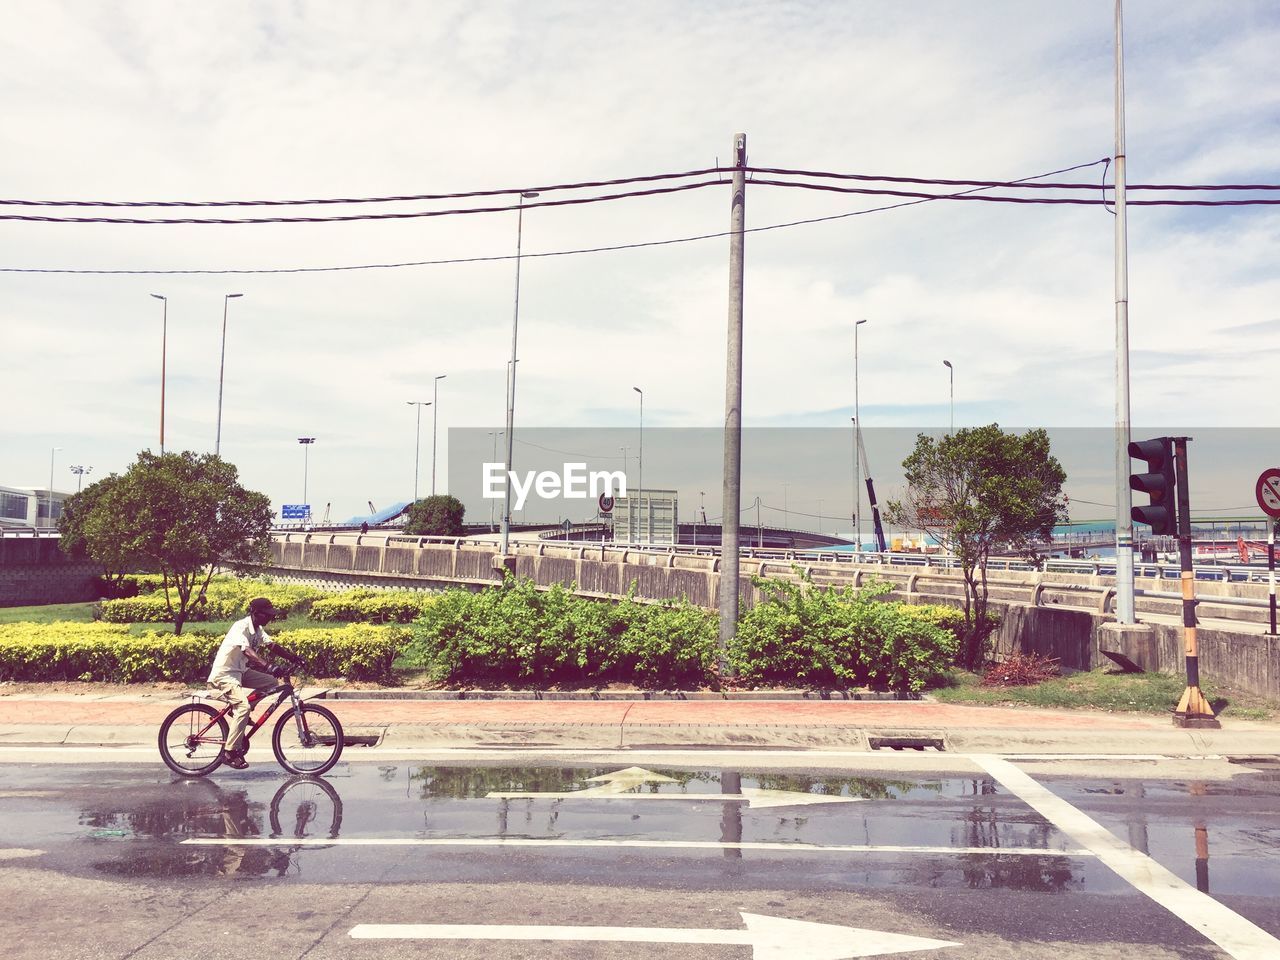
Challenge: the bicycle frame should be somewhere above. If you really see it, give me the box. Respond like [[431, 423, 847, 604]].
[[190, 682, 312, 749]]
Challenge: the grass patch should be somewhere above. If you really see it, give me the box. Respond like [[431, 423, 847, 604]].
[[0, 602, 97, 624], [932, 666, 1279, 720]]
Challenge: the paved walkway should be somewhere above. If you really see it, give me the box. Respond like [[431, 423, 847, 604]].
[[1, 688, 1277, 755]]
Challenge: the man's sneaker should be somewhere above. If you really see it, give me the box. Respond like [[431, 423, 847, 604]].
[[224, 752, 249, 770]]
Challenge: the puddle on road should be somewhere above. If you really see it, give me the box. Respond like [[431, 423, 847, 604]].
[[0, 764, 1116, 890]]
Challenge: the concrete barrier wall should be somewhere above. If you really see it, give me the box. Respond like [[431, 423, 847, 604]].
[[0, 538, 102, 606]]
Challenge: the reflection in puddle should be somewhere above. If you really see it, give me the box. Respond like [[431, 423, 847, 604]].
[[65, 765, 1099, 890], [86, 776, 342, 879]]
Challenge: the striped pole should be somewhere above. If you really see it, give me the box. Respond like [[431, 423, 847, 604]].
[[1171, 436, 1218, 727]]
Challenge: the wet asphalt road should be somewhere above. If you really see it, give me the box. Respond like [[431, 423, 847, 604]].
[[1, 754, 1278, 959]]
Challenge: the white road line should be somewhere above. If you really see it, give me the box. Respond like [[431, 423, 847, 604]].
[[977, 756, 1280, 960], [183, 836, 1090, 857]]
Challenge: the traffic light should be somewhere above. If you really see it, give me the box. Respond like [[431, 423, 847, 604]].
[[1129, 436, 1177, 536]]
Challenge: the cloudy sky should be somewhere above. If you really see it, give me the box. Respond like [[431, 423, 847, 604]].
[[3, 1, 1277, 528]]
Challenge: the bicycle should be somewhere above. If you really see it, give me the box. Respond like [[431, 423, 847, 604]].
[[158, 667, 344, 778]]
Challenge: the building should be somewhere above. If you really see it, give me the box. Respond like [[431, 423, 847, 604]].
[[0, 484, 67, 530]]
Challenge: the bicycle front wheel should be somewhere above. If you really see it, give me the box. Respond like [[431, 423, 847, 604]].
[[272, 704, 343, 776], [158, 703, 228, 777]]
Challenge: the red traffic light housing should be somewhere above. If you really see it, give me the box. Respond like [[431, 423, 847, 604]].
[[1129, 437, 1177, 536]]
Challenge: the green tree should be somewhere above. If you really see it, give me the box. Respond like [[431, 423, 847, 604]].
[[403, 495, 466, 536], [58, 473, 137, 591], [885, 425, 1066, 667], [58, 451, 273, 634]]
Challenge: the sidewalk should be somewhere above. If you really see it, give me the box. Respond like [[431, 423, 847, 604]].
[[2, 687, 1279, 755]]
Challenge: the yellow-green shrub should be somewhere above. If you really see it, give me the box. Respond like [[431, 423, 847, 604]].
[[97, 579, 320, 624], [0, 622, 407, 684], [309, 589, 436, 624]]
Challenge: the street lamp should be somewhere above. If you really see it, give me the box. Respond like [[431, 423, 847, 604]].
[[406, 401, 431, 503], [487, 430, 504, 531], [942, 359, 954, 434], [431, 374, 447, 496], [215, 293, 244, 456], [500, 191, 540, 556], [633, 386, 644, 543], [151, 294, 167, 453], [297, 438, 316, 520], [69, 464, 92, 494], [47, 447, 61, 530], [854, 318, 867, 552]]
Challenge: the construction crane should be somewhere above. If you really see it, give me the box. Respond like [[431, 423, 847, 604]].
[[855, 429, 888, 552]]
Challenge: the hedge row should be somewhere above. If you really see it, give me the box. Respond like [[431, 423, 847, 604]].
[[97, 580, 322, 624], [404, 575, 962, 692], [309, 589, 436, 624], [0, 622, 406, 684]]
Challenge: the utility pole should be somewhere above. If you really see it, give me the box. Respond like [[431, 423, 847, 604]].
[[1113, 0, 1136, 624], [718, 133, 747, 671]]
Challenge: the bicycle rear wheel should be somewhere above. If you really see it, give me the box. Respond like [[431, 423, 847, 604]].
[[271, 704, 343, 776], [158, 703, 228, 777]]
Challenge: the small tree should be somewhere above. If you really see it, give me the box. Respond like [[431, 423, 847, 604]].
[[60, 451, 273, 634], [404, 495, 466, 536], [59, 473, 137, 591], [885, 424, 1066, 667]]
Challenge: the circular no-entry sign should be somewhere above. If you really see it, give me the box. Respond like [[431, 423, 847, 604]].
[[1256, 468, 1280, 519]]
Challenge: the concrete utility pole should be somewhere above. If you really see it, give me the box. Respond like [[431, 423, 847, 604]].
[[1113, 0, 1136, 624], [718, 133, 747, 670], [431, 374, 446, 496]]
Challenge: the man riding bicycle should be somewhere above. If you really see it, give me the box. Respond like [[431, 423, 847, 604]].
[[207, 597, 301, 770]]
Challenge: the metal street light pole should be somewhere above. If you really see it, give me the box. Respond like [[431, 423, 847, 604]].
[[69, 464, 92, 494], [406, 402, 431, 503], [47, 447, 61, 530], [151, 294, 167, 453], [431, 374, 446, 496], [215, 293, 243, 457], [854, 318, 867, 551], [942, 359, 954, 434], [633, 386, 644, 542], [501, 191, 539, 557], [298, 438, 316, 517], [487, 430, 503, 531], [1113, 0, 1136, 624]]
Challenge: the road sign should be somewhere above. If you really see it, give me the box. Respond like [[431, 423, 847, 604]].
[[598, 493, 615, 514], [561, 519, 573, 532], [282, 504, 310, 520], [1256, 469, 1280, 519]]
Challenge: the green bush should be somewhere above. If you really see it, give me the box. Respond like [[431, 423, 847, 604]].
[[0, 621, 406, 684], [406, 579, 619, 687], [309, 589, 436, 624], [97, 579, 320, 624], [730, 575, 958, 692], [618, 601, 718, 689]]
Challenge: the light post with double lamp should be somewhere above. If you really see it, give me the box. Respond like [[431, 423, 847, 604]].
[[431, 374, 446, 496], [47, 447, 61, 530], [297, 438, 316, 522], [406, 401, 431, 504], [854, 318, 867, 551], [633, 386, 643, 542], [151, 294, 167, 453], [942, 359, 954, 434], [69, 465, 92, 493], [500, 191, 540, 556], [215, 293, 244, 457]]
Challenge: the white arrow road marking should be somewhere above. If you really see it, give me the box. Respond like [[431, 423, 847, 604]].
[[350, 911, 960, 959], [488, 767, 862, 808], [978, 757, 1280, 960], [184, 836, 1089, 857]]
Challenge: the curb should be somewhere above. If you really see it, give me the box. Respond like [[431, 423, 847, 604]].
[[316, 689, 920, 702]]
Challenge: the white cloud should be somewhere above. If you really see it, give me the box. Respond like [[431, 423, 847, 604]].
[[2, 0, 1278, 521]]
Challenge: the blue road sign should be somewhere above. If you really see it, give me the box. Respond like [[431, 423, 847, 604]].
[[282, 504, 310, 520]]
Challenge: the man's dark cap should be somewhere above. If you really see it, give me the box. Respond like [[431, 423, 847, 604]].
[[248, 597, 277, 618]]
